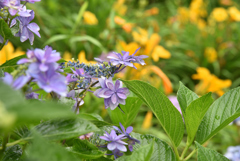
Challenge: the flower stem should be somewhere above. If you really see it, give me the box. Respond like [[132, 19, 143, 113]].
[[180, 141, 191, 160], [184, 149, 197, 161]]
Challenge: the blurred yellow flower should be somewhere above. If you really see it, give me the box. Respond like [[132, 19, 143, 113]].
[[144, 33, 161, 55], [117, 41, 140, 55], [142, 111, 152, 129], [177, 7, 189, 24], [192, 67, 232, 96], [219, 0, 233, 6], [122, 23, 133, 33], [114, 16, 126, 25], [228, 6, 240, 21], [204, 47, 217, 63], [0, 42, 25, 65], [132, 27, 148, 46], [144, 7, 159, 16], [78, 50, 96, 64], [63, 51, 72, 62], [151, 45, 171, 62], [212, 8, 228, 22], [113, 0, 127, 16], [83, 11, 98, 25]]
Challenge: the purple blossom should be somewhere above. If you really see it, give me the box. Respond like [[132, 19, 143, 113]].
[[18, 46, 60, 75], [13, 10, 40, 45], [110, 149, 123, 160], [2, 0, 31, 17], [100, 130, 128, 152], [94, 77, 130, 110], [21, 0, 41, 3], [25, 92, 39, 99], [32, 68, 67, 96], [107, 51, 135, 68], [113, 123, 140, 151], [1, 72, 30, 90]]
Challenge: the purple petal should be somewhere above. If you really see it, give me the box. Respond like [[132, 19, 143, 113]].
[[113, 126, 122, 133], [132, 47, 141, 56], [99, 136, 110, 141], [115, 80, 122, 90], [107, 142, 117, 151], [118, 98, 126, 105], [104, 98, 111, 108], [27, 23, 40, 37], [128, 144, 133, 151], [106, 81, 114, 90], [117, 88, 130, 95], [126, 126, 133, 134], [119, 123, 125, 133], [122, 51, 129, 60], [116, 143, 127, 152], [110, 130, 117, 138], [12, 75, 31, 90], [17, 58, 30, 64], [111, 94, 118, 104], [39, 63, 48, 72], [117, 92, 127, 99], [98, 88, 112, 98], [2, 73, 13, 85], [109, 101, 118, 110]]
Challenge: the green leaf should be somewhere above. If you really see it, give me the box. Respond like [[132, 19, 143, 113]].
[[196, 87, 240, 144], [2, 145, 22, 161], [78, 113, 112, 127], [116, 139, 154, 161], [0, 55, 26, 68], [69, 139, 104, 159], [69, 35, 106, 51], [7, 101, 76, 125], [185, 93, 213, 144], [0, 19, 13, 41], [25, 118, 99, 141], [43, 34, 69, 46], [24, 132, 78, 161], [177, 82, 199, 115], [108, 97, 142, 127], [0, 82, 25, 108], [57, 58, 67, 63], [195, 142, 229, 161], [122, 80, 184, 147], [119, 133, 176, 161]]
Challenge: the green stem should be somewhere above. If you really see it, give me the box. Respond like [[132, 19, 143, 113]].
[[0, 139, 25, 150], [0, 133, 9, 158], [180, 141, 191, 160], [173, 145, 181, 161], [184, 149, 197, 161]]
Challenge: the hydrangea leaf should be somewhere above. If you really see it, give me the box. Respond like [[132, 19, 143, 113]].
[[0, 19, 13, 42], [0, 55, 26, 68], [196, 87, 240, 144], [78, 113, 112, 127], [68, 139, 104, 159], [122, 80, 184, 147], [24, 132, 78, 161], [2, 145, 22, 161], [185, 93, 213, 145], [195, 142, 229, 161], [116, 139, 154, 161], [24, 118, 99, 141], [108, 97, 142, 127], [177, 82, 199, 115]]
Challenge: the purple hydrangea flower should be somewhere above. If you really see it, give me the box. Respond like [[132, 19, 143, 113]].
[[100, 130, 128, 152], [18, 46, 60, 75], [25, 92, 39, 99], [110, 149, 123, 159], [13, 10, 40, 45], [1, 72, 30, 90], [32, 68, 67, 96], [21, 0, 41, 3], [107, 51, 135, 68], [225, 146, 240, 161], [113, 123, 140, 151], [94, 77, 130, 110], [2, 0, 31, 17]]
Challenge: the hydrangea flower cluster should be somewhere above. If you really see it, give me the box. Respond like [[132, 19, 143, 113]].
[[100, 123, 140, 159], [225, 146, 240, 161], [0, 0, 41, 45]]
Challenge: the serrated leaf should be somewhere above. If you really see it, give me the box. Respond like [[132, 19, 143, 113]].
[[116, 139, 154, 161], [185, 93, 213, 144], [0, 19, 13, 41], [24, 132, 78, 161], [78, 113, 112, 127], [0, 55, 26, 68], [196, 87, 240, 144], [2, 145, 22, 161], [69, 139, 104, 159], [195, 142, 229, 161], [108, 97, 142, 127], [121, 133, 176, 161], [122, 80, 184, 147], [177, 82, 199, 115], [25, 118, 99, 141]]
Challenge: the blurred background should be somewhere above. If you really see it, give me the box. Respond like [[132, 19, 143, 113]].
[[1, 0, 240, 160]]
